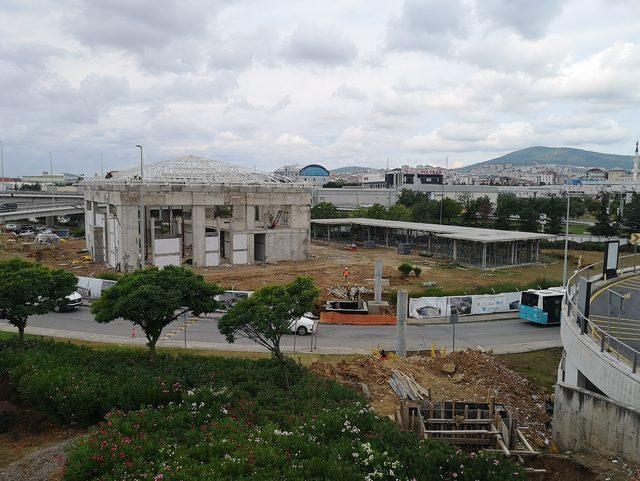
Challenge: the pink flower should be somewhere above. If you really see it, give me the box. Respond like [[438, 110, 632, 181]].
[[154, 475, 164, 481]]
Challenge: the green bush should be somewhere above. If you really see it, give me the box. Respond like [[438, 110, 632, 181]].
[[0, 339, 523, 480], [412, 266, 422, 277], [398, 262, 413, 276], [96, 272, 121, 281]]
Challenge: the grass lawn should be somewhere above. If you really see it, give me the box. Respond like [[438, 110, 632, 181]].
[[498, 348, 563, 391], [567, 223, 590, 235]]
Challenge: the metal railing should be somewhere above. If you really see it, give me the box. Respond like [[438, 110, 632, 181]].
[[565, 253, 640, 374]]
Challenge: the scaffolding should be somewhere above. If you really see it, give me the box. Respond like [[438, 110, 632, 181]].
[[81, 155, 308, 188]]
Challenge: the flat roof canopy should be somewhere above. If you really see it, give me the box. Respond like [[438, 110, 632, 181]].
[[311, 218, 552, 243]]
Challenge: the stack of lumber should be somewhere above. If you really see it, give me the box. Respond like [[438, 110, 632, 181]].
[[388, 369, 431, 401]]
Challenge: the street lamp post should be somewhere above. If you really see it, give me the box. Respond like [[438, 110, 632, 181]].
[[562, 182, 571, 286], [136, 145, 145, 269], [439, 156, 448, 225], [49, 152, 55, 207], [0, 140, 4, 193]]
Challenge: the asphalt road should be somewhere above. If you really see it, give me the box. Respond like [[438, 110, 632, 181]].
[[589, 274, 640, 353], [0, 307, 561, 354]]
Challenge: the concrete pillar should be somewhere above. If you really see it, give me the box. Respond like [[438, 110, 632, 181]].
[[452, 239, 457, 261], [482, 243, 487, 269], [374, 259, 383, 302], [396, 290, 408, 358], [118, 205, 140, 271], [45, 216, 55, 227], [192, 206, 206, 267]]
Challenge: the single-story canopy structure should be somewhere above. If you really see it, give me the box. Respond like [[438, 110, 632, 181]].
[[311, 218, 552, 269]]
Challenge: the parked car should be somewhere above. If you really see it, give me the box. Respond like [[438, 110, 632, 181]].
[[0, 291, 83, 318], [56, 291, 83, 312], [288, 316, 317, 336], [4, 223, 18, 231]]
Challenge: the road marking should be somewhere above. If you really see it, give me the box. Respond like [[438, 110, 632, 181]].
[[590, 275, 640, 303], [160, 318, 199, 341]]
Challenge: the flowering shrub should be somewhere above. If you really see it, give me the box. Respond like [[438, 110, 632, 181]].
[[1, 339, 523, 480]]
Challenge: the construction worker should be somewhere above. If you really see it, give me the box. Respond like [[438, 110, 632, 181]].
[[343, 267, 349, 282]]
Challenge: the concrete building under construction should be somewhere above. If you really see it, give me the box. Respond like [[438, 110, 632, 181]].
[[311, 218, 551, 269], [81, 156, 310, 271]]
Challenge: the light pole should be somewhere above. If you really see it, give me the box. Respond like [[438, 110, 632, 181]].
[[439, 155, 448, 224], [0, 140, 4, 193], [136, 145, 145, 268], [562, 181, 571, 286], [49, 152, 55, 207]]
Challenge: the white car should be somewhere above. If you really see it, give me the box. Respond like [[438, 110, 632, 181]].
[[288, 316, 317, 336]]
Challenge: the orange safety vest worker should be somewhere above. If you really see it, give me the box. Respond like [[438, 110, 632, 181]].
[[343, 267, 349, 281]]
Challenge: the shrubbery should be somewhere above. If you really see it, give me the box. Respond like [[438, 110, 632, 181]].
[[0, 339, 523, 480]]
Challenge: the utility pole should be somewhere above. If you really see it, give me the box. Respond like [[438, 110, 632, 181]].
[[136, 145, 145, 268], [562, 182, 571, 286], [49, 152, 55, 207]]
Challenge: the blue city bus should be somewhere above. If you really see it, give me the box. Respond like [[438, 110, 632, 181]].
[[519, 288, 565, 325]]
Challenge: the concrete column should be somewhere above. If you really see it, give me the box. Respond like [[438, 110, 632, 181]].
[[374, 259, 383, 302], [118, 205, 140, 271], [192, 206, 206, 267], [45, 216, 55, 227], [482, 243, 487, 269], [452, 239, 457, 261], [396, 290, 408, 358]]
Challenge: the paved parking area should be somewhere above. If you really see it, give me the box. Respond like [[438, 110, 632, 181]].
[[589, 275, 640, 352]]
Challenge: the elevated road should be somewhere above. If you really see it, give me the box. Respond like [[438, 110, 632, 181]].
[[0, 202, 84, 222]]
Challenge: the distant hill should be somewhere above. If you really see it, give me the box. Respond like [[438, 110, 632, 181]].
[[458, 146, 634, 172], [330, 166, 372, 174]]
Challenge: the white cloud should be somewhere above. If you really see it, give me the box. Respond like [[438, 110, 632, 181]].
[[281, 25, 358, 66], [0, 0, 638, 173]]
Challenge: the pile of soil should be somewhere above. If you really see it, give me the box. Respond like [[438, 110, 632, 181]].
[[310, 349, 553, 448]]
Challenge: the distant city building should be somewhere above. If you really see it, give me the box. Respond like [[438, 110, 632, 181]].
[[22, 171, 81, 185], [274, 164, 330, 187], [583, 168, 607, 181], [607, 168, 629, 182]]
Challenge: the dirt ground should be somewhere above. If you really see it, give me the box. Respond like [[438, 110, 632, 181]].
[[309, 349, 640, 481], [310, 349, 554, 448], [1, 233, 601, 301]]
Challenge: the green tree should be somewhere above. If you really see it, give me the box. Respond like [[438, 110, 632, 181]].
[[311, 202, 340, 219], [546, 214, 562, 235], [412, 199, 439, 223], [218, 277, 320, 389], [519, 207, 540, 233], [92, 266, 223, 360], [398, 189, 429, 208], [589, 194, 618, 237], [387, 203, 413, 221], [0, 258, 77, 341], [322, 181, 343, 188], [476, 196, 493, 227], [440, 198, 462, 223], [365, 203, 388, 219], [623, 193, 640, 231]]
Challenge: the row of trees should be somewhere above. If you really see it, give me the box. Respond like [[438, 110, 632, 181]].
[[311, 190, 640, 235], [0, 259, 317, 388]]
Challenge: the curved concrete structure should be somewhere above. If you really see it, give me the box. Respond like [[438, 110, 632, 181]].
[[559, 265, 640, 409]]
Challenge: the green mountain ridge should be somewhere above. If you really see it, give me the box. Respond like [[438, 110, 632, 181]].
[[458, 146, 635, 172]]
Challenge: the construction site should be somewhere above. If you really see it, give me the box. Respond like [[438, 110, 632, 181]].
[[80, 156, 311, 271]]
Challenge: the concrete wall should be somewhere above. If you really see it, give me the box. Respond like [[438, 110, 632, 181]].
[[152, 236, 181, 268], [553, 383, 640, 462]]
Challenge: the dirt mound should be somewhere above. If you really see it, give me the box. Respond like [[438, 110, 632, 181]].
[[310, 349, 552, 448]]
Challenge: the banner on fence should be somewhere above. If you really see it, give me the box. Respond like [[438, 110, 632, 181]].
[[409, 291, 521, 319]]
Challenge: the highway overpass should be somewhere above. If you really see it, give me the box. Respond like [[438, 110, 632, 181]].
[[0, 202, 84, 222]]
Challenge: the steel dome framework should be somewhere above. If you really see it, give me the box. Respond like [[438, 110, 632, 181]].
[[81, 155, 306, 188]]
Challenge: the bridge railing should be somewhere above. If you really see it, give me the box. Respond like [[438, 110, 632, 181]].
[[566, 253, 640, 374]]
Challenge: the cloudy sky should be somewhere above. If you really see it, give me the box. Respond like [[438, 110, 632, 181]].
[[1, 0, 639, 176]]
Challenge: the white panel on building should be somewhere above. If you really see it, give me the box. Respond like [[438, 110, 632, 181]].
[[205, 234, 219, 266], [233, 233, 248, 250], [152, 237, 181, 267]]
